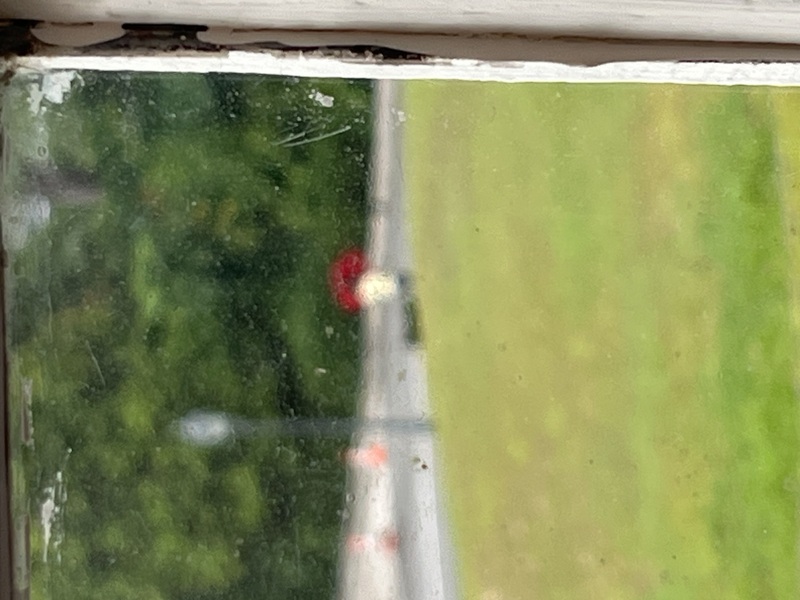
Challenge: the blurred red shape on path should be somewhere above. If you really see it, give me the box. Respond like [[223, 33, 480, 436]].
[[329, 247, 368, 313]]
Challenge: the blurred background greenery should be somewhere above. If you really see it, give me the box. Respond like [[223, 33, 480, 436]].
[[4, 72, 372, 600]]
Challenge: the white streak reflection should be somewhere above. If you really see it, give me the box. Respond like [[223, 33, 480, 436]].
[[174, 410, 434, 447]]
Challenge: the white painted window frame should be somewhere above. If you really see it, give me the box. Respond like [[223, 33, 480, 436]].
[[4, 0, 800, 80], [4, 0, 800, 46]]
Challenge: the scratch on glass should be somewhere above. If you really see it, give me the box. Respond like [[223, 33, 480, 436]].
[[85, 340, 106, 388], [275, 125, 352, 148]]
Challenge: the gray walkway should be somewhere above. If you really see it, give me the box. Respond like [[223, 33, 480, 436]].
[[335, 80, 459, 600]]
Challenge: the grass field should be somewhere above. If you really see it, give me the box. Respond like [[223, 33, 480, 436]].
[[405, 83, 800, 599]]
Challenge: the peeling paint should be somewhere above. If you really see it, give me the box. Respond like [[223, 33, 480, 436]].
[[27, 70, 79, 115], [310, 89, 335, 107], [40, 451, 71, 564], [32, 22, 126, 48], [39, 491, 55, 563]]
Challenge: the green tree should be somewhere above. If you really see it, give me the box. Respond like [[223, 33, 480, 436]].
[[5, 71, 372, 599]]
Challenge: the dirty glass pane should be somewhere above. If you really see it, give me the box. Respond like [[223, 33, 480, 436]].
[[3, 70, 800, 600], [2, 71, 375, 600], [404, 82, 800, 600]]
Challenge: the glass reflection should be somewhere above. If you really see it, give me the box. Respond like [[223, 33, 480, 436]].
[[2, 69, 800, 600], [3, 71, 379, 600]]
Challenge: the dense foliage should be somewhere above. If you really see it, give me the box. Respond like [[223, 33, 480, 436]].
[[5, 71, 372, 600]]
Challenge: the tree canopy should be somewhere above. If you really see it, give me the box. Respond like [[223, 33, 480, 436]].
[[4, 70, 373, 600]]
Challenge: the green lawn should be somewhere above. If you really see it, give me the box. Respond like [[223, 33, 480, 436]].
[[406, 82, 800, 600]]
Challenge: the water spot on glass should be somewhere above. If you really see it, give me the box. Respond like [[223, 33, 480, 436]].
[[310, 90, 335, 108]]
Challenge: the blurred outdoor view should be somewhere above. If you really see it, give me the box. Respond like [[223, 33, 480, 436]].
[[2, 70, 800, 600]]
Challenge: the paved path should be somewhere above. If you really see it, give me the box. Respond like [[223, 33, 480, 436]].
[[335, 80, 459, 600]]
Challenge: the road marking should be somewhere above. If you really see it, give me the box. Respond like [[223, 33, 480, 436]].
[[345, 443, 389, 468], [345, 529, 401, 554]]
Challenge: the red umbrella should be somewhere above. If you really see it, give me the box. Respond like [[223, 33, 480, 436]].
[[328, 247, 368, 313]]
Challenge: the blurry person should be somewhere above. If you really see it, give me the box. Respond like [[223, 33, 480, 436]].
[[328, 247, 412, 311]]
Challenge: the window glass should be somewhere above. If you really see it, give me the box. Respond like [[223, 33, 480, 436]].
[[3, 71, 372, 600], [2, 70, 799, 600], [405, 81, 800, 600]]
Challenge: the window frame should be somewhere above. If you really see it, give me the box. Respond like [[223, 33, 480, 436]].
[[4, 0, 800, 46]]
